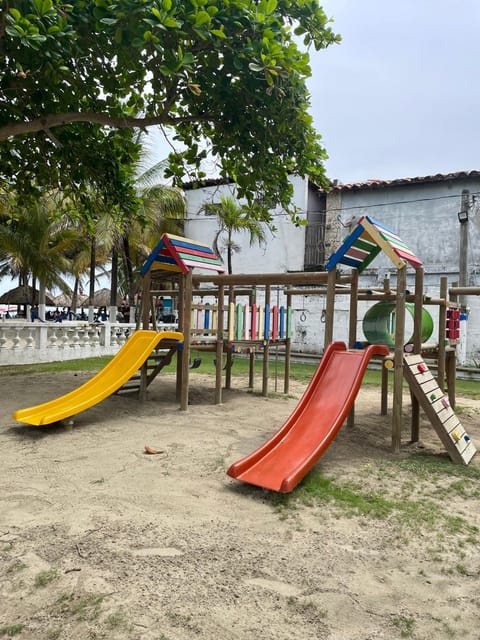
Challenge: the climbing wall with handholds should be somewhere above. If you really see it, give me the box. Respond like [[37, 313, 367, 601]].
[[403, 353, 477, 465]]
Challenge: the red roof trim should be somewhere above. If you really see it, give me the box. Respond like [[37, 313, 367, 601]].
[[325, 170, 480, 193]]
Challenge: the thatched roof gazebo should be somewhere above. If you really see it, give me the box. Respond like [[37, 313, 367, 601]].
[[83, 288, 122, 308], [51, 292, 73, 307], [0, 286, 55, 306]]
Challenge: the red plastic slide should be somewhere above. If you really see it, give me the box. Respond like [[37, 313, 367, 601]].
[[227, 341, 389, 493]]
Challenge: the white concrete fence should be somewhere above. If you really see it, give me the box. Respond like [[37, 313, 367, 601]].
[[0, 321, 178, 366]]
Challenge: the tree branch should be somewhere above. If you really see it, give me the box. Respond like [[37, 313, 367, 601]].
[[0, 111, 207, 141]]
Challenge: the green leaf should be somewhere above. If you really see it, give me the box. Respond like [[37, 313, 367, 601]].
[[162, 0, 172, 10], [211, 29, 226, 39], [42, 0, 53, 14], [266, 0, 277, 14], [6, 25, 24, 37], [159, 65, 175, 76], [164, 17, 179, 28], [194, 10, 211, 26], [182, 52, 195, 65], [8, 8, 22, 20]]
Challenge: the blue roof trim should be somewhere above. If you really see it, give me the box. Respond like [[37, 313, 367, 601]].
[[325, 223, 365, 271], [169, 238, 216, 255], [140, 237, 170, 275], [365, 215, 397, 236]]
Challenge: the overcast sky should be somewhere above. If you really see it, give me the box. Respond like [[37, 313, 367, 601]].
[[309, 0, 480, 183]]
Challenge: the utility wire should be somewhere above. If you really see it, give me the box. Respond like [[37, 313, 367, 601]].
[[183, 190, 480, 221]]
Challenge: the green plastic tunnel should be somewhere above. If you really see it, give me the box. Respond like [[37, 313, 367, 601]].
[[362, 301, 434, 349]]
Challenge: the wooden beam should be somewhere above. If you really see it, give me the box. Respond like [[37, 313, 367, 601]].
[[141, 271, 151, 330], [392, 266, 407, 453], [180, 270, 193, 411], [262, 285, 271, 397], [449, 286, 480, 296], [324, 268, 337, 347], [410, 267, 424, 442], [192, 272, 352, 287], [437, 276, 448, 392], [284, 291, 292, 395], [214, 284, 224, 404]]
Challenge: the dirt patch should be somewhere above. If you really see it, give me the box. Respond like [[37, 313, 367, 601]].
[[1, 371, 480, 639]]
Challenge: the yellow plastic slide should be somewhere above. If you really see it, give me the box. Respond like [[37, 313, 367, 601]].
[[13, 330, 184, 426]]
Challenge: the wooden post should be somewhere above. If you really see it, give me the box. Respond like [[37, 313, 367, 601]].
[[180, 270, 193, 411], [176, 275, 184, 401], [262, 285, 271, 397], [324, 268, 336, 348], [215, 284, 224, 404], [437, 276, 448, 391], [141, 271, 151, 330], [284, 290, 292, 395], [381, 364, 389, 415], [137, 271, 152, 402], [410, 267, 424, 442], [380, 275, 391, 416], [348, 270, 358, 349], [392, 265, 407, 453], [249, 288, 256, 389], [447, 281, 458, 409], [446, 348, 456, 409], [347, 269, 359, 427], [225, 286, 234, 390], [150, 294, 158, 332]]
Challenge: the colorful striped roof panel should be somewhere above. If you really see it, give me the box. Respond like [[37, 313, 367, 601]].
[[325, 216, 423, 273], [141, 234, 225, 275]]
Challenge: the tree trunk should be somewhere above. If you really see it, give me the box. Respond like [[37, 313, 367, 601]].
[[227, 231, 233, 274], [72, 277, 80, 314], [110, 244, 119, 321], [38, 280, 46, 321], [122, 233, 136, 322], [88, 236, 96, 322]]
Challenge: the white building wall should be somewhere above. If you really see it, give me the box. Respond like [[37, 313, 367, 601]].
[[184, 176, 307, 274], [183, 174, 480, 364]]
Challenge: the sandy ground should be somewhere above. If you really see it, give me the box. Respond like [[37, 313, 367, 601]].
[[1, 369, 480, 640]]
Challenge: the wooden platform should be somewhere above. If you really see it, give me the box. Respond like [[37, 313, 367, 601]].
[[403, 354, 477, 465]]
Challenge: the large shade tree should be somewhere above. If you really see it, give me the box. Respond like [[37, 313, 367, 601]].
[[0, 0, 339, 214]]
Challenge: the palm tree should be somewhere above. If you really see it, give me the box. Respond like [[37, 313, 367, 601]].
[[212, 195, 268, 274], [117, 144, 186, 319], [0, 192, 80, 318]]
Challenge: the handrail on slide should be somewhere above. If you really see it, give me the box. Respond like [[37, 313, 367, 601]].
[[227, 341, 389, 493], [13, 330, 184, 426]]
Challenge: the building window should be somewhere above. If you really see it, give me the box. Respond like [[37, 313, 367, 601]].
[[304, 216, 326, 271]]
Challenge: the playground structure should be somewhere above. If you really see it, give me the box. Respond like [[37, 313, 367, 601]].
[[228, 215, 476, 492], [13, 221, 476, 493], [319, 215, 476, 463], [138, 233, 353, 410], [136, 224, 477, 467], [136, 224, 476, 483]]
